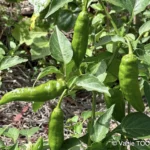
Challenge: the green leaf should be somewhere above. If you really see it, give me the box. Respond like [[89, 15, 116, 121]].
[[144, 81, 150, 107], [139, 21, 150, 36], [104, 58, 120, 84], [12, 19, 47, 45], [29, 0, 51, 14], [81, 111, 92, 121], [0, 139, 4, 148], [76, 74, 110, 96], [0, 42, 7, 55], [87, 60, 107, 82], [0, 56, 27, 71], [0, 126, 9, 136], [104, 0, 124, 7], [74, 123, 83, 134], [33, 137, 43, 150], [61, 138, 81, 150], [9, 143, 19, 150], [133, 0, 150, 15], [87, 142, 106, 150], [6, 0, 21, 2], [90, 105, 115, 142], [120, 112, 150, 139], [34, 66, 63, 85], [49, 26, 73, 64], [3, 128, 19, 142], [30, 36, 50, 60], [45, 0, 73, 18], [95, 35, 125, 47], [20, 127, 39, 139], [57, 9, 78, 32], [67, 116, 79, 123], [32, 102, 44, 112], [131, 145, 150, 150]]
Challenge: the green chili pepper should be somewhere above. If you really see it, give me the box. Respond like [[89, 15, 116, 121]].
[[0, 79, 66, 105], [104, 86, 125, 122], [71, 6, 89, 67], [48, 106, 64, 150], [119, 54, 145, 112]]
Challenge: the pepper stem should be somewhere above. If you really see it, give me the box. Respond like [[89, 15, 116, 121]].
[[125, 36, 133, 54], [82, 0, 88, 11], [57, 89, 67, 108]]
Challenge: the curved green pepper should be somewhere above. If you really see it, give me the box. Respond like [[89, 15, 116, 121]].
[[0, 79, 66, 105], [119, 54, 145, 112], [104, 86, 125, 122], [48, 106, 64, 150]]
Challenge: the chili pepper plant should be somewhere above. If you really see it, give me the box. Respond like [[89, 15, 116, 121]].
[[1, 0, 150, 150]]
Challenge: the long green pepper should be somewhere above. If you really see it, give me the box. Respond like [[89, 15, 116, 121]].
[[0, 79, 66, 105], [72, 3, 89, 67], [119, 54, 145, 112], [48, 106, 64, 150]]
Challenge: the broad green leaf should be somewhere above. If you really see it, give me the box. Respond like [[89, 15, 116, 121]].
[[76, 74, 110, 96], [3, 128, 19, 142], [20, 127, 39, 139], [57, 9, 78, 32], [30, 36, 50, 60], [144, 81, 150, 107], [32, 102, 44, 112], [34, 66, 63, 84], [45, 0, 73, 18], [61, 138, 81, 150], [67, 116, 79, 123], [0, 56, 27, 71], [95, 35, 125, 47], [81, 111, 92, 121], [104, 58, 120, 84], [105, 0, 149, 15], [81, 111, 104, 121], [133, 0, 150, 15], [90, 105, 115, 142], [83, 51, 112, 63], [139, 21, 150, 36], [104, 0, 124, 7], [87, 60, 107, 82], [29, 0, 51, 14], [49, 26, 73, 64], [120, 112, 150, 139], [121, 0, 135, 14], [0, 126, 9, 135], [74, 123, 83, 134]]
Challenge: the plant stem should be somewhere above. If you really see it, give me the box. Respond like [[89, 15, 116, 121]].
[[57, 89, 67, 108], [124, 37, 133, 54], [107, 42, 121, 69], [83, 0, 88, 11], [99, 0, 120, 35], [88, 92, 96, 146], [128, 102, 131, 114]]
